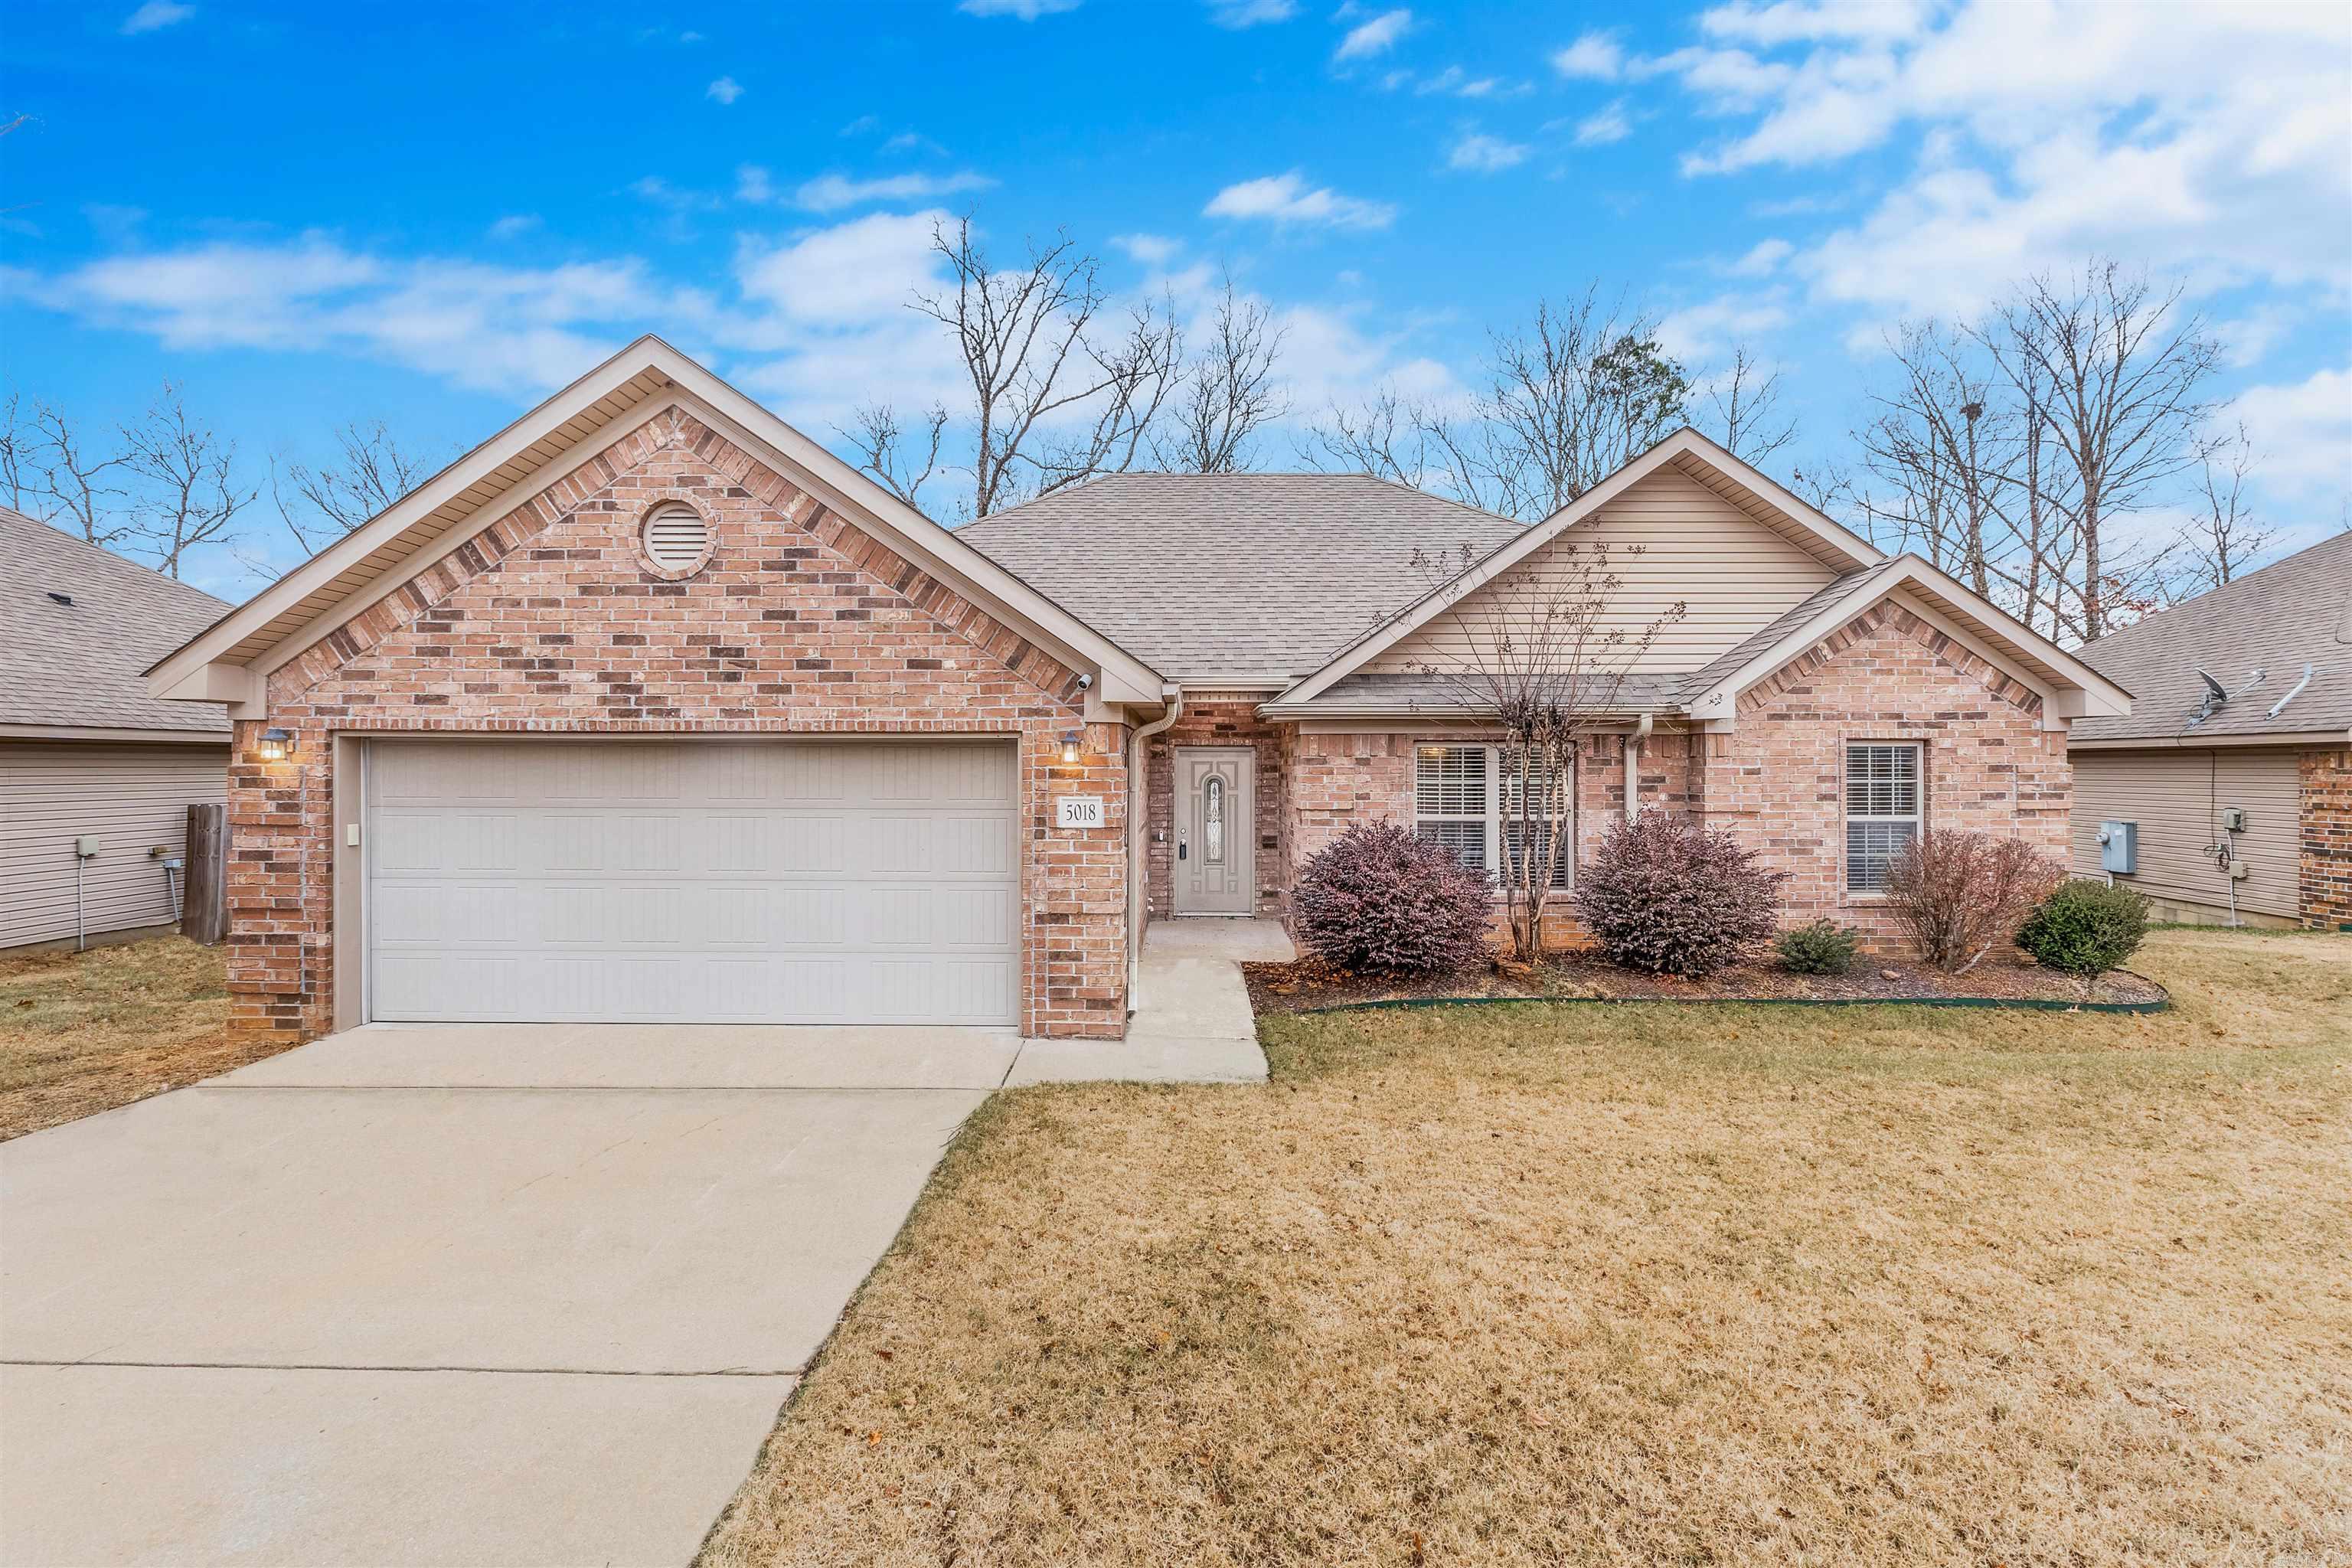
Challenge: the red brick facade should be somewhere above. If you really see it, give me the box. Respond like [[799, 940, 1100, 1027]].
[[1273, 599, 2069, 951], [230, 407, 1129, 1041], [1697, 600, 2069, 942], [1143, 694, 1290, 919], [2300, 746, 2352, 930]]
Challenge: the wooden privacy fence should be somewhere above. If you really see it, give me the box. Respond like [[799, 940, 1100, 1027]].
[[182, 802, 227, 946]]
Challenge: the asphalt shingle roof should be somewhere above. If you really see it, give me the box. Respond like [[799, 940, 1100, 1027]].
[[954, 473, 1524, 684], [0, 508, 234, 734], [2071, 531, 2352, 743]]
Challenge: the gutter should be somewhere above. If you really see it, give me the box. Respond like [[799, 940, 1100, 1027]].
[[1623, 712, 1652, 820], [1125, 683, 1184, 1015]]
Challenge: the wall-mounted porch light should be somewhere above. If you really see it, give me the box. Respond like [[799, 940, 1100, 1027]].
[[257, 727, 296, 762], [1060, 730, 1082, 765]]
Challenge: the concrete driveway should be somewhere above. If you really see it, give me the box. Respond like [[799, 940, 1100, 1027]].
[[0, 1023, 1017, 1566]]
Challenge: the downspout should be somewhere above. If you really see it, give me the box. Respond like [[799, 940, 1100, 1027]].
[[1126, 682, 1184, 1015], [1623, 712, 1653, 821]]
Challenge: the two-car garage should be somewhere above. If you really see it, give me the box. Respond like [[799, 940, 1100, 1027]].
[[361, 738, 1022, 1027]]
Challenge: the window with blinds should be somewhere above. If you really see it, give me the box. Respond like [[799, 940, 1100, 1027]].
[[1413, 743, 1572, 888], [1845, 742, 1921, 892], [1414, 745, 1489, 873]]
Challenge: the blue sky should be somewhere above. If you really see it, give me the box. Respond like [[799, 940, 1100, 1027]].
[[5, 0, 2348, 599]]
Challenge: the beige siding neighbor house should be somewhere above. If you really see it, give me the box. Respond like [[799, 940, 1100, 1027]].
[[2, 509, 232, 949], [145, 338, 2131, 1046], [2069, 532, 2352, 929]]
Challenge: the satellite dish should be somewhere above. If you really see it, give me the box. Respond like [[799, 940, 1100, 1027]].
[[2195, 669, 2228, 707]]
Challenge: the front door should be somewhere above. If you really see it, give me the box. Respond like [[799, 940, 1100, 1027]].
[[1174, 748, 1254, 916]]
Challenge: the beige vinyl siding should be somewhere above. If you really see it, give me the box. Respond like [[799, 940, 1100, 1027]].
[[2069, 746, 2301, 921], [0, 740, 229, 948], [1370, 467, 1841, 675]]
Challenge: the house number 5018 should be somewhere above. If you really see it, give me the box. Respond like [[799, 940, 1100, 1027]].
[[1056, 795, 1106, 829]]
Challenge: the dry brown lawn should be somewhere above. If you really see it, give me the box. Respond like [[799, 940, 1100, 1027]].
[[0, 936, 288, 1139], [705, 929, 2352, 1567]]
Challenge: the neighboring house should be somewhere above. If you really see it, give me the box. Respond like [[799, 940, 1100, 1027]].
[[2, 508, 233, 950], [146, 338, 2128, 1044], [2067, 532, 2352, 930]]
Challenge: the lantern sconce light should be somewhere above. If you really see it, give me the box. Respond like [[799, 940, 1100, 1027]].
[[1059, 731, 1082, 766], [258, 727, 296, 762]]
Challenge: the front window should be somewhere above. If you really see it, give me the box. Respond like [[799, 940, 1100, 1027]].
[[1846, 742, 1921, 893], [1415, 744, 1571, 888]]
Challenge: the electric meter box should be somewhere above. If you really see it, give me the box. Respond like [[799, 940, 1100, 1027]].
[[2098, 820, 2137, 874]]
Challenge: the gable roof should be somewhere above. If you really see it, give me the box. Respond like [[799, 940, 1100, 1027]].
[[145, 337, 1167, 716], [1675, 554, 2134, 724], [2069, 530, 2352, 745], [956, 472, 1523, 685], [1, 508, 232, 738], [1268, 427, 1886, 710]]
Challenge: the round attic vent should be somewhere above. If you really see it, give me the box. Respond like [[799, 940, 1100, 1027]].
[[641, 501, 710, 573]]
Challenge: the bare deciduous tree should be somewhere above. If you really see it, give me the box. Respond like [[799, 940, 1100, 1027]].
[[4, 393, 133, 550], [1153, 278, 1287, 474], [1305, 289, 1691, 521], [1702, 344, 1796, 466], [273, 419, 427, 557], [1856, 320, 2005, 596], [1398, 541, 1687, 962], [2176, 422, 2272, 598], [120, 384, 256, 579], [1982, 258, 2221, 639], [851, 215, 1179, 521]]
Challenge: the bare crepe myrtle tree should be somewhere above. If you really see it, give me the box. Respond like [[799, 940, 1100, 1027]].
[[1398, 541, 1688, 962], [845, 215, 1178, 521]]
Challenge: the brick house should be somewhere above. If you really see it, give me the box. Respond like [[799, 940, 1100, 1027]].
[[150, 338, 2130, 1042], [2066, 531, 2352, 930]]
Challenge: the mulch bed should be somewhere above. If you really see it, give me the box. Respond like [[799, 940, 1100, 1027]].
[[1244, 949, 2167, 1014]]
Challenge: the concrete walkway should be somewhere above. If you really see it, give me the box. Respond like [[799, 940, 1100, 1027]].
[[0, 920, 1285, 1564], [1005, 917, 1292, 1086]]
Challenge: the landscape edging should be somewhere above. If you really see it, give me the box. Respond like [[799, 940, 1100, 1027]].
[[1290, 971, 2171, 1018]]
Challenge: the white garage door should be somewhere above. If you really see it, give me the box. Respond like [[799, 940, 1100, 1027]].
[[364, 739, 1020, 1025]]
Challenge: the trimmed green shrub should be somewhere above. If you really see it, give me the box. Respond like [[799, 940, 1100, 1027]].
[[1295, 821, 1494, 974], [1573, 811, 1785, 978], [2017, 879, 2150, 978], [1775, 919, 1863, 975]]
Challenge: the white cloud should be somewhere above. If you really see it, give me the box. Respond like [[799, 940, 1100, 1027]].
[[1334, 8, 1411, 61], [1620, 2, 2352, 330], [1112, 233, 1183, 266], [1655, 293, 1791, 362], [119, 1, 192, 34], [1728, 237, 1792, 276], [3, 237, 664, 394], [1406, 65, 1501, 97], [1448, 133, 1529, 174], [959, 0, 1082, 17], [487, 214, 541, 240], [705, 76, 743, 104], [1573, 100, 1632, 146], [1204, 171, 1396, 230], [734, 165, 777, 204], [1208, 0, 1295, 25], [792, 170, 995, 212], [628, 176, 723, 214], [2229, 366, 2352, 501], [1550, 31, 1623, 80]]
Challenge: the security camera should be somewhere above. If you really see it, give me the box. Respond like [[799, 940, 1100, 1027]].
[[1076, 672, 1093, 689]]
